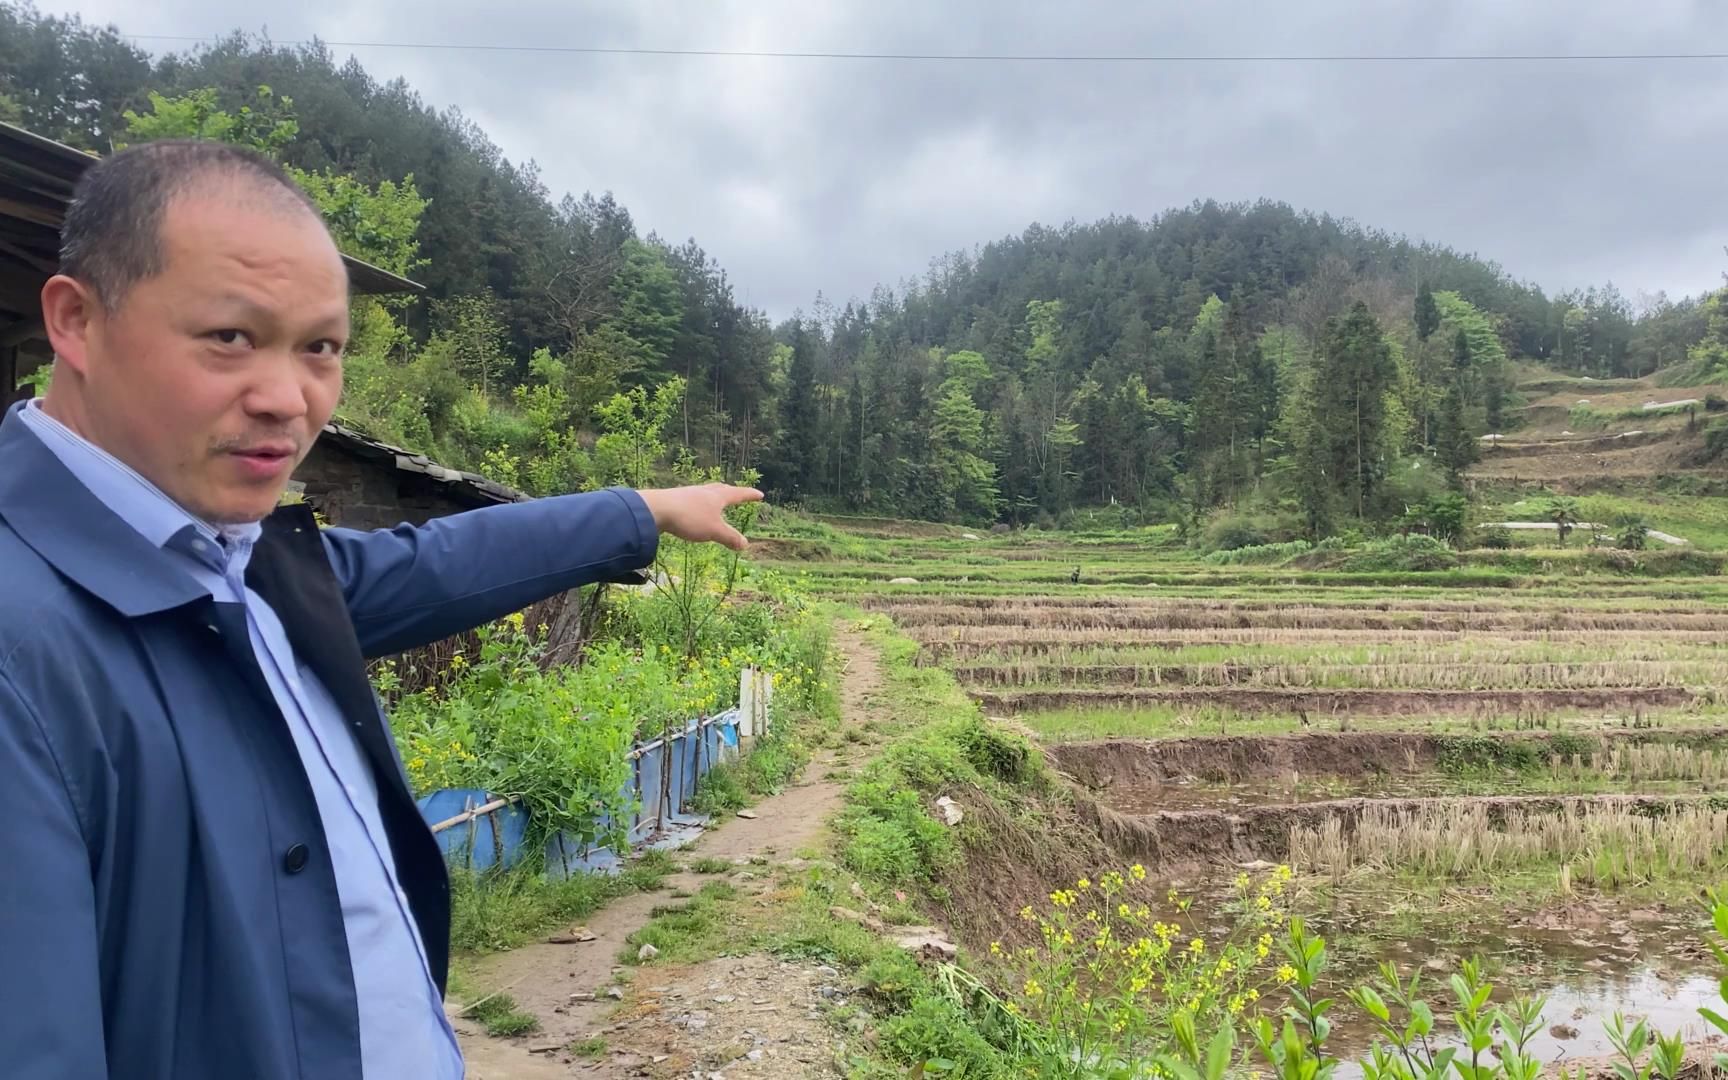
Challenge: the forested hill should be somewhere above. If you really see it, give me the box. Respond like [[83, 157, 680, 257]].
[[766, 202, 1711, 526], [4, 3, 1723, 531]]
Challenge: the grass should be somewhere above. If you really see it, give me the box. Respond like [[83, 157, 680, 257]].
[[463, 991, 540, 1038], [568, 1036, 607, 1059], [1290, 799, 1728, 887], [688, 855, 734, 874], [623, 880, 747, 965], [448, 848, 677, 954], [688, 688, 837, 816], [1495, 492, 1728, 549]]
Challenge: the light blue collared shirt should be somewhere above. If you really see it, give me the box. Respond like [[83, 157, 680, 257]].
[[19, 401, 462, 1079]]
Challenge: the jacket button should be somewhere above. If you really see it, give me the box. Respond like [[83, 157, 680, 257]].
[[282, 843, 310, 874]]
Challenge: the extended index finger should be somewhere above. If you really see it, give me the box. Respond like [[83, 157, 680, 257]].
[[719, 486, 765, 507]]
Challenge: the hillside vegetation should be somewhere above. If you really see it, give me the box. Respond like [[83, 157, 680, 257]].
[[6, 2, 1728, 539]]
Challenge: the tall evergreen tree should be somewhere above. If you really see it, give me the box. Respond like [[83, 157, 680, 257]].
[[1414, 282, 1441, 342], [771, 322, 821, 499], [1313, 303, 1398, 519], [1437, 329, 1479, 484]]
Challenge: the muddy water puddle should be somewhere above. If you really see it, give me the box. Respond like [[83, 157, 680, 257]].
[[1325, 971, 1720, 1075], [1306, 972, 1722, 1079], [1169, 871, 1723, 1070]]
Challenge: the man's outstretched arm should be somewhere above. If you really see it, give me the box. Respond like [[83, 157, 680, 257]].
[[323, 483, 762, 658], [0, 673, 108, 1080]]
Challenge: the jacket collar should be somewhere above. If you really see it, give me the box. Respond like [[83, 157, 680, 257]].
[[0, 401, 215, 618]]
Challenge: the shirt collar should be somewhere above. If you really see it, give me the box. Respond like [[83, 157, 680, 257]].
[[17, 399, 263, 575]]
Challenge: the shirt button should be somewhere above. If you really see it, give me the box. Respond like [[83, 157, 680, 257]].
[[282, 843, 310, 874]]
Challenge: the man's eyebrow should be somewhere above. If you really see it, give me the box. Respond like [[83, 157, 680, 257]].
[[202, 293, 349, 335]]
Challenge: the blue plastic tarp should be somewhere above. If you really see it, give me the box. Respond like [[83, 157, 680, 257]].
[[421, 708, 744, 878]]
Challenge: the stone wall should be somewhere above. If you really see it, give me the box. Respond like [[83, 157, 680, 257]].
[[294, 438, 485, 530]]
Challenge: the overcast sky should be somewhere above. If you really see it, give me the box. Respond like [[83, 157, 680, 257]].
[[37, 0, 1728, 318]]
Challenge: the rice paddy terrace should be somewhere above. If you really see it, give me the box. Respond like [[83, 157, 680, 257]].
[[754, 511, 1728, 1057]]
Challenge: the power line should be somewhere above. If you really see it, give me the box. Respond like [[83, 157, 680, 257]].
[[121, 35, 1728, 63]]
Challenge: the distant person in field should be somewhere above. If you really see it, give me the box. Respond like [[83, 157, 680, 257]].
[[0, 139, 760, 1080]]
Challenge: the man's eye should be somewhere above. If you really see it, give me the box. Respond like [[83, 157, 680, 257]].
[[210, 329, 251, 347], [307, 339, 345, 358]]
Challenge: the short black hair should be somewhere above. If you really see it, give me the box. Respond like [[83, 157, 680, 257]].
[[59, 139, 327, 309]]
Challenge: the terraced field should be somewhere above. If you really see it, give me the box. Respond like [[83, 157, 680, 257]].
[[756, 513, 1728, 1056]]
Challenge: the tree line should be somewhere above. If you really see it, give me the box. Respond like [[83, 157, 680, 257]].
[[4, 2, 1722, 531]]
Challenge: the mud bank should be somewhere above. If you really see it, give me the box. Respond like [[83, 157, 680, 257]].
[[1045, 729, 1728, 789], [977, 685, 1699, 715], [1075, 792, 1725, 871]]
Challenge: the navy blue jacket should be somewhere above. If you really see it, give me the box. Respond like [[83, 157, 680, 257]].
[[0, 412, 659, 1079]]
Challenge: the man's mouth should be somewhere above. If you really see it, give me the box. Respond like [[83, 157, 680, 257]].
[[228, 443, 298, 478]]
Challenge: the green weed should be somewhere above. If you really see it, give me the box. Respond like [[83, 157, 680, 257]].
[[568, 1036, 607, 1059], [464, 992, 539, 1038], [448, 851, 673, 954]]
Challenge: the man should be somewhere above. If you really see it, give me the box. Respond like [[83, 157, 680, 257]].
[[0, 139, 760, 1079]]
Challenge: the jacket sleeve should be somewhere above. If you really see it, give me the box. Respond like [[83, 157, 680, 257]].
[[321, 487, 659, 658], [0, 671, 108, 1080]]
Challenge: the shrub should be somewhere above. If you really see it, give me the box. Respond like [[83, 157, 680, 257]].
[[1617, 520, 1651, 551], [1705, 419, 1728, 462], [956, 718, 1035, 784], [1202, 540, 1313, 566], [1336, 534, 1458, 572], [1473, 525, 1515, 549], [1201, 510, 1301, 552], [1204, 518, 1268, 552], [384, 619, 638, 854]]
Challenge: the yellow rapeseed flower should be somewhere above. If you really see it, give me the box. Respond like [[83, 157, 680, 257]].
[[1023, 978, 1043, 998], [1130, 863, 1147, 881], [990, 941, 1003, 956], [1188, 938, 1206, 955], [1277, 964, 1297, 983]]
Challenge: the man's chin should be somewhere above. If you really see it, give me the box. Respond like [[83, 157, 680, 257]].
[[197, 489, 289, 528]]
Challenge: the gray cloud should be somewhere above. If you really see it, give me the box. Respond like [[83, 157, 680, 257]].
[[40, 0, 1728, 316]]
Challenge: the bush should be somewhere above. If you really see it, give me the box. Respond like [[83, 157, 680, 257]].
[[1705, 419, 1728, 462], [1473, 525, 1515, 549], [1202, 540, 1313, 566], [1617, 520, 1651, 551], [383, 619, 639, 854], [1336, 534, 1458, 572], [1202, 511, 1301, 553]]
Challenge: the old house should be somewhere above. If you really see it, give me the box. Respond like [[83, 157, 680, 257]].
[[0, 120, 522, 529]]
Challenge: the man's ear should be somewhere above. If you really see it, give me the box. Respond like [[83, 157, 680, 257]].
[[39, 275, 99, 376]]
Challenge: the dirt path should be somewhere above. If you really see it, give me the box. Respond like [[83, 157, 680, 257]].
[[454, 625, 884, 1077]]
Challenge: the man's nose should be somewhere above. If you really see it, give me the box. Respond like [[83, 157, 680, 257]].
[[243, 352, 312, 422]]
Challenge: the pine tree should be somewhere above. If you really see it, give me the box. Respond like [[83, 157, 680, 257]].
[[1437, 329, 1479, 486], [1414, 282, 1441, 342], [1313, 303, 1397, 519], [772, 322, 821, 499]]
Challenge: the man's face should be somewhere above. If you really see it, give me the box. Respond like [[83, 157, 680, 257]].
[[60, 189, 349, 524]]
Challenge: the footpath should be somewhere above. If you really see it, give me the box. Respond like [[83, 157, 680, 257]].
[[453, 627, 884, 1078]]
